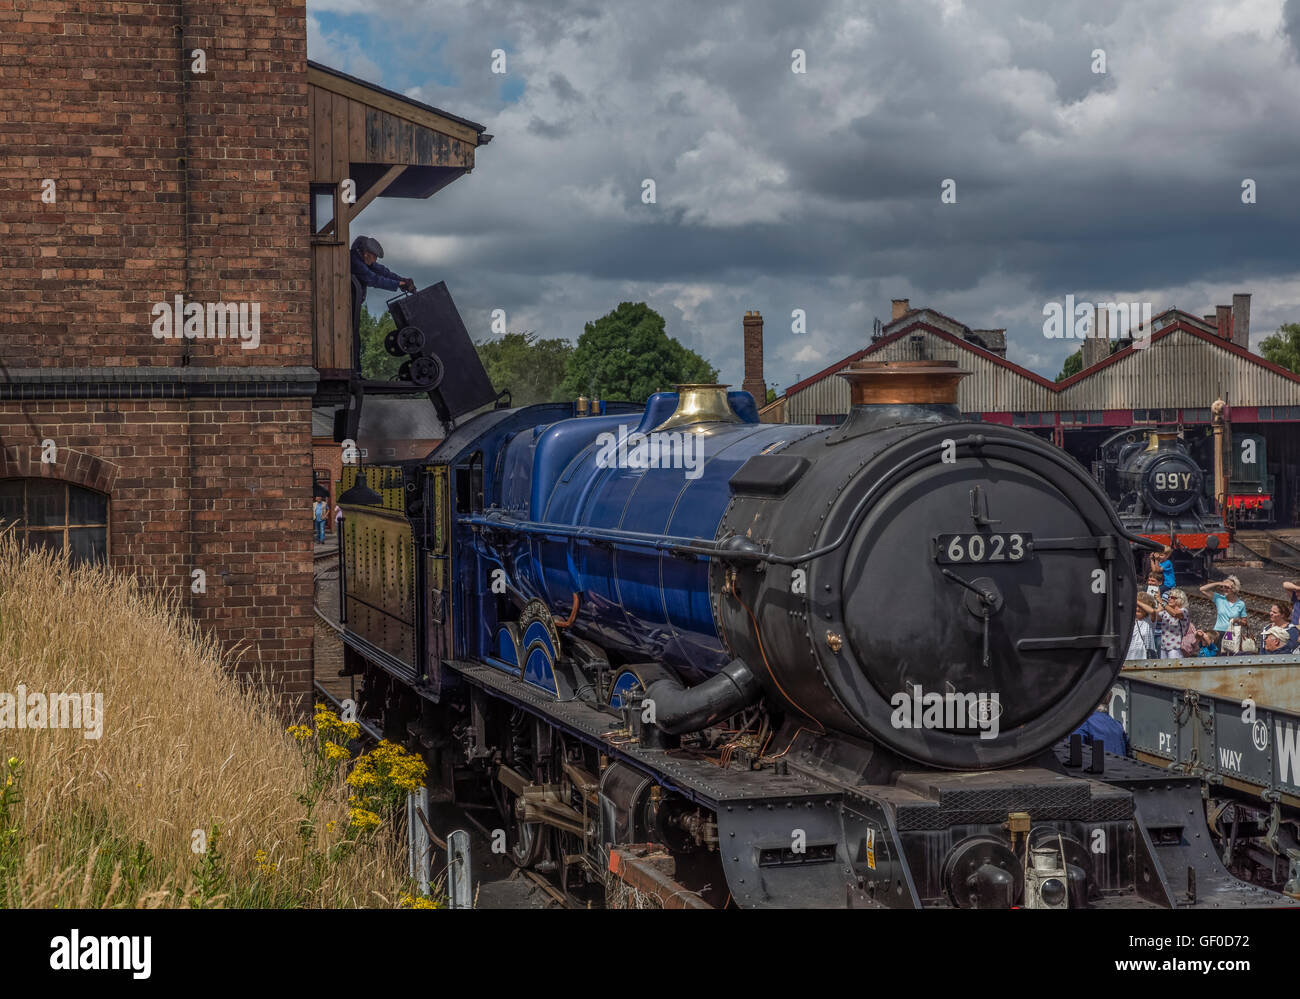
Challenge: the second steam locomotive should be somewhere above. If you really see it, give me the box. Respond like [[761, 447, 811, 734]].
[[1096, 426, 1229, 576]]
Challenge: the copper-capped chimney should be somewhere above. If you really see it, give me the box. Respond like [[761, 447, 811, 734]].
[[830, 359, 970, 438]]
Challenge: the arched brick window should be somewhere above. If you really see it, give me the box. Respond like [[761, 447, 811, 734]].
[[0, 479, 109, 566]]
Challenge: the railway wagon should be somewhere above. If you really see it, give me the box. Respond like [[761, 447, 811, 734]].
[[1114, 656, 1300, 897], [336, 348, 1291, 908]]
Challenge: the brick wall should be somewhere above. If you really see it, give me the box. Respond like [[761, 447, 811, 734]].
[[0, 2, 315, 713]]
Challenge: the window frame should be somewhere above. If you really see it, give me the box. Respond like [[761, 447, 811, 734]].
[[310, 183, 342, 244], [0, 479, 110, 566]]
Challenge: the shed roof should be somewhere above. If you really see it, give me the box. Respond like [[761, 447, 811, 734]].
[[307, 61, 490, 143], [782, 316, 1300, 410]]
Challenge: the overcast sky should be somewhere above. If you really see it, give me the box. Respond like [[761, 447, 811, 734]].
[[308, 0, 1300, 391]]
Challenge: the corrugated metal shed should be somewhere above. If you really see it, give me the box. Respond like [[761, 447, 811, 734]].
[[786, 323, 1053, 423], [781, 317, 1300, 423], [1057, 326, 1300, 409]]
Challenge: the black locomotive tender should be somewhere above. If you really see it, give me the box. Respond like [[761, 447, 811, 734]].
[[334, 285, 1292, 908]]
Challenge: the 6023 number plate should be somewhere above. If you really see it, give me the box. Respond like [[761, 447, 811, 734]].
[[934, 532, 1033, 564]]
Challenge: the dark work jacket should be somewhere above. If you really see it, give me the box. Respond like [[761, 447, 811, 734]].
[[350, 248, 404, 291], [1071, 710, 1128, 756]]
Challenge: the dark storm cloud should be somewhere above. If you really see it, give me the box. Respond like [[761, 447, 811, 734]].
[[548, 72, 580, 103], [1285, 0, 1300, 58], [311, 0, 1300, 387]]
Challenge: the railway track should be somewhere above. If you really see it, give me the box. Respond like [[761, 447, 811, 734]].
[[1234, 531, 1300, 574]]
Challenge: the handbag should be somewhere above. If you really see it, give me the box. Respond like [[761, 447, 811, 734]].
[[1179, 617, 1198, 656]]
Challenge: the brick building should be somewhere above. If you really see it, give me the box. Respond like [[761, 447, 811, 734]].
[[0, 4, 489, 714], [0, 2, 316, 711]]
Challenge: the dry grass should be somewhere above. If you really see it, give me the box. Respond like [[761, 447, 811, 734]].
[[0, 534, 411, 908]]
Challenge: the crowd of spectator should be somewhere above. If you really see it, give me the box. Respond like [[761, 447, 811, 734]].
[[1127, 547, 1300, 659]]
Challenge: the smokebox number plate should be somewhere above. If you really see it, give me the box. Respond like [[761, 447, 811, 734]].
[[933, 532, 1034, 564]]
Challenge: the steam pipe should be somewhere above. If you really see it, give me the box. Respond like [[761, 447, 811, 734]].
[[632, 659, 761, 736]]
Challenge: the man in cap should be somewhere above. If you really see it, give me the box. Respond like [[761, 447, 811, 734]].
[[351, 235, 415, 295]]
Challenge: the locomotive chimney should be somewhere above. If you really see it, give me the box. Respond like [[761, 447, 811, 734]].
[[831, 360, 969, 438], [741, 311, 766, 405]]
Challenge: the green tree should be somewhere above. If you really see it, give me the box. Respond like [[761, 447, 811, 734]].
[[765, 387, 777, 404], [1055, 339, 1126, 381], [358, 305, 400, 381], [476, 331, 574, 406], [1260, 323, 1300, 373], [561, 302, 717, 404], [1056, 349, 1082, 381]]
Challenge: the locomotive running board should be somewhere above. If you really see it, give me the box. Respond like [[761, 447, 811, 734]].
[[443, 658, 861, 908], [1054, 745, 1297, 909]]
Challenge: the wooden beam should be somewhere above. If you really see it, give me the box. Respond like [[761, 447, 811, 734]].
[[313, 85, 332, 181], [346, 164, 405, 222], [308, 67, 481, 146]]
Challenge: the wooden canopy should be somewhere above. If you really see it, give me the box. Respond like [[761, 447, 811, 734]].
[[307, 61, 490, 379]]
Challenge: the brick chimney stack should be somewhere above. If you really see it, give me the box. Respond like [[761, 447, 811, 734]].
[[891, 298, 910, 321], [1082, 305, 1109, 369], [1232, 293, 1251, 348], [742, 310, 766, 405], [1215, 305, 1232, 341]]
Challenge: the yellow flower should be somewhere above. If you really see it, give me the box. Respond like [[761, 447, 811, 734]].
[[5, 757, 18, 769], [345, 769, 379, 790], [340, 721, 361, 740], [399, 892, 438, 909], [326, 820, 338, 833], [349, 807, 381, 831], [323, 741, 350, 763], [286, 724, 312, 743]]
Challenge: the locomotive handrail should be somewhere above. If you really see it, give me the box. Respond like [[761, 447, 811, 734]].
[[466, 432, 1161, 566]]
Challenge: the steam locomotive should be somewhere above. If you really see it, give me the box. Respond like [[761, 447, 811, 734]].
[[334, 286, 1289, 908], [1096, 427, 1229, 577]]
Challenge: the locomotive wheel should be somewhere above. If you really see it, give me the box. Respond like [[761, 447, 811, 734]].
[[490, 766, 546, 869], [550, 737, 601, 904], [489, 711, 546, 870]]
